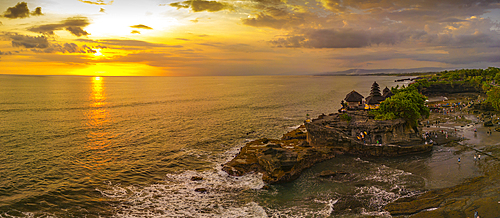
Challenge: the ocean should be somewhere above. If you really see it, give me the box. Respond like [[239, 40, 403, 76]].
[[0, 75, 486, 217]]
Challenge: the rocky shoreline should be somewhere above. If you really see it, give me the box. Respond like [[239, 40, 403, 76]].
[[222, 125, 339, 184], [222, 89, 500, 217], [222, 110, 456, 184], [384, 93, 500, 217]]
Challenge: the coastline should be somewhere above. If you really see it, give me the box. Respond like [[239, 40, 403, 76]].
[[223, 90, 500, 217], [385, 93, 500, 217]]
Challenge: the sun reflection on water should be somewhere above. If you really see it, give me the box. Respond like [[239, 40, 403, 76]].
[[79, 76, 114, 172]]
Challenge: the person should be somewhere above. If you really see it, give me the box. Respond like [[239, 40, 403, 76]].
[[478, 154, 481, 160], [458, 157, 461, 164], [474, 155, 477, 161], [474, 211, 479, 218]]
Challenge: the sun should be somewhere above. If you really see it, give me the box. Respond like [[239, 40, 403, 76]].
[[94, 49, 103, 56]]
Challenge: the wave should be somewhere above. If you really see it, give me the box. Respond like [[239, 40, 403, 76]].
[[97, 141, 267, 217], [97, 169, 266, 217]]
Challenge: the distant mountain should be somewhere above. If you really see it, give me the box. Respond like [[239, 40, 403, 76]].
[[318, 67, 448, 76]]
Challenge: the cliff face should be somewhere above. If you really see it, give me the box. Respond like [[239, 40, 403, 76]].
[[305, 111, 431, 156]]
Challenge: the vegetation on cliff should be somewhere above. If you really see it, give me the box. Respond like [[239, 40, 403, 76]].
[[410, 67, 500, 111], [371, 86, 429, 127]]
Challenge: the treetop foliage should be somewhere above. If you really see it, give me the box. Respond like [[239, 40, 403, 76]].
[[372, 86, 429, 127], [409, 67, 500, 111]]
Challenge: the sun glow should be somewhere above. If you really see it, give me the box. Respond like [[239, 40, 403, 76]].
[[85, 14, 180, 38], [70, 63, 165, 76], [94, 49, 103, 56]]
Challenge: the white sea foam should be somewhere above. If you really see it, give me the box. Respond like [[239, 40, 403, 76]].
[[354, 157, 370, 163], [264, 198, 339, 218], [356, 186, 397, 209], [288, 124, 302, 129], [97, 170, 266, 217], [97, 142, 268, 217], [364, 165, 412, 183]]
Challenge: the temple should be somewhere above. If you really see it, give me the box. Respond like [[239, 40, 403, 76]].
[[340, 81, 393, 112]]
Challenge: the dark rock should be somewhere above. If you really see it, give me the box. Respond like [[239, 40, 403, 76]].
[[191, 176, 203, 181], [262, 185, 271, 190], [484, 120, 494, 127], [331, 196, 365, 214], [318, 170, 349, 178], [298, 141, 311, 147], [194, 188, 207, 193], [385, 176, 487, 216], [282, 125, 307, 140], [264, 143, 281, 148]]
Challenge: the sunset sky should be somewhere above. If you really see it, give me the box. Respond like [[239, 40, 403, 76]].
[[1, 0, 499, 76]]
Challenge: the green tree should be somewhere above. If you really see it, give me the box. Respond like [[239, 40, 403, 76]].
[[494, 72, 500, 84], [486, 86, 500, 111], [377, 86, 429, 127]]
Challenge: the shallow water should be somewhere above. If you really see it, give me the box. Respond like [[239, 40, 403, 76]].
[[0, 75, 489, 217]]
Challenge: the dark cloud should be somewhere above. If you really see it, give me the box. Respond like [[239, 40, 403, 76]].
[[31, 7, 42, 16], [28, 17, 90, 37], [8, 34, 50, 48], [270, 29, 394, 48], [3, 2, 42, 19], [4, 33, 98, 54], [131, 30, 141, 34], [240, 1, 313, 30], [99, 8, 106, 13], [78, 39, 183, 50], [130, 24, 153, 29], [3, 2, 29, 18], [31, 43, 97, 54], [78, 0, 114, 5], [242, 12, 306, 29], [319, 0, 500, 13], [170, 0, 232, 12], [270, 27, 500, 49], [0, 51, 13, 55], [418, 32, 496, 47]]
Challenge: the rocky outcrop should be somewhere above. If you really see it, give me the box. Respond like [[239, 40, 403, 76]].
[[306, 111, 432, 156], [222, 138, 338, 184], [223, 111, 437, 184]]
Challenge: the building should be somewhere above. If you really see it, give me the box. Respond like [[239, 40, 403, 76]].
[[340, 82, 394, 111], [364, 81, 386, 109], [343, 90, 364, 110], [383, 86, 394, 98]]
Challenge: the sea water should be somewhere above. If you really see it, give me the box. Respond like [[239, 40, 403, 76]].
[[0, 75, 485, 217]]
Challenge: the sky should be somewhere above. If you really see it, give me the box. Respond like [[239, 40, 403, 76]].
[[0, 0, 499, 76]]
